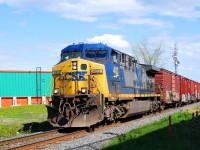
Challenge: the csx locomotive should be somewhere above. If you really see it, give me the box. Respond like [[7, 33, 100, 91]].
[[47, 43, 162, 128]]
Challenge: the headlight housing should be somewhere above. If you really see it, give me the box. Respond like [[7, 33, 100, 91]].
[[72, 61, 77, 70], [54, 88, 59, 94], [81, 88, 87, 94]]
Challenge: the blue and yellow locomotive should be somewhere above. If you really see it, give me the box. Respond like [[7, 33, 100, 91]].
[[47, 43, 161, 128]]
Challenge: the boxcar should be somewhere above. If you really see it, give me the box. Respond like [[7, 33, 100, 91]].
[[180, 77, 188, 103], [155, 69, 180, 104]]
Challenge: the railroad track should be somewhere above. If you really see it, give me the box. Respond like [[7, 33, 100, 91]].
[[0, 123, 121, 150], [0, 129, 64, 150], [0, 103, 199, 150]]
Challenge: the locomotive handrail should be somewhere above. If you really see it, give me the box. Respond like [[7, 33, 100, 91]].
[[92, 76, 103, 94]]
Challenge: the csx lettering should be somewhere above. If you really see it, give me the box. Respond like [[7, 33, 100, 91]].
[[66, 72, 87, 81]]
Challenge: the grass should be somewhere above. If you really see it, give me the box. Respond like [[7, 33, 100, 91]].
[[0, 105, 53, 139], [0, 104, 46, 119], [1, 104, 200, 148], [103, 106, 200, 150]]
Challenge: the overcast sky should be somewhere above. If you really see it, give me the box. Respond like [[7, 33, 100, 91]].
[[0, 0, 200, 82]]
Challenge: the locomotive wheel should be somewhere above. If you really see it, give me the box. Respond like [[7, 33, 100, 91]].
[[86, 125, 95, 132], [178, 102, 182, 107], [175, 103, 178, 108], [160, 105, 165, 111]]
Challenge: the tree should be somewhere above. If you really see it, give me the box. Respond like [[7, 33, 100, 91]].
[[132, 39, 167, 67]]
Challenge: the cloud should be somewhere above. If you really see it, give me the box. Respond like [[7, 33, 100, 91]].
[[1, 0, 200, 23], [0, 0, 49, 8], [87, 34, 131, 52], [43, 0, 145, 22], [143, 0, 200, 19], [0, 0, 141, 22], [119, 18, 174, 28], [177, 36, 200, 62]]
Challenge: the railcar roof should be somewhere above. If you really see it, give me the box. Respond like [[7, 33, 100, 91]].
[[61, 43, 120, 54]]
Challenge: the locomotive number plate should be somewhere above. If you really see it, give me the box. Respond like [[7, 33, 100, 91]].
[[91, 69, 103, 74]]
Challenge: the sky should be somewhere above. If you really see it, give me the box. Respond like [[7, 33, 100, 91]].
[[0, 0, 200, 82]]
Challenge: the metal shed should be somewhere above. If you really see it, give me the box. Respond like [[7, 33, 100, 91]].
[[0, 70, 52, 108]]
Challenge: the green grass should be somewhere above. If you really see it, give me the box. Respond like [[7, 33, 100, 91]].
[[0, 105, 53, 139], [0, 105, 46, 119], [103, 107, 200, 150]]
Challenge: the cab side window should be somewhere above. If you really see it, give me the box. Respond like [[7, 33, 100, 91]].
[[125, 55, 129, 70], [129, 56, 134, 71], [120, 53, 135, 70], [120, 53, 125, 68], [112, 50, 118, 64]]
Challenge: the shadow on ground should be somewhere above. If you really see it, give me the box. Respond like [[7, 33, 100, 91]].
[[18, 121, 54, 133]]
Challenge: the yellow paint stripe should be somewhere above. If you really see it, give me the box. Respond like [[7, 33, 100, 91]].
[[105, 93, 161, 98]]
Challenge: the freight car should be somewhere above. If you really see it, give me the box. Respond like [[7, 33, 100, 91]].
[[155, 69, 200, 105], [47, 43, 199, 128]]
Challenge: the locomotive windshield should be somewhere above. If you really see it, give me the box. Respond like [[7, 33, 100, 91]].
[[61, 51, 82, 62], [85, 50, 108, 60]]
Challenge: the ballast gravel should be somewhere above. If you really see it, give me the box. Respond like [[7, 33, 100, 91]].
[[44, 103, 200, 150]]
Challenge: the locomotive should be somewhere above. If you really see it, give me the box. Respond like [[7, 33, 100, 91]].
[[47, 43, 199, 128]]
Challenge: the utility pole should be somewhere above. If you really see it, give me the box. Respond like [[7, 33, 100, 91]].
[[172, 43, 180, 74]]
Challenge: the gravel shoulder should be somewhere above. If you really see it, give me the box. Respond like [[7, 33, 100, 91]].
[[44, 103, 200, 150]]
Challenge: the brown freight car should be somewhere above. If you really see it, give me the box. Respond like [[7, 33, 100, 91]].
[[155, 68, 200, 106], [155, 69, 181, 105]]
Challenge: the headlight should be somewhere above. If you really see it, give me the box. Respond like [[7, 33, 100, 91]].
[[72, 61, 77, 66], [54, 88, 59, 94], [81, 88, 87, 94], [72, 61, 77, 70], [72, 65, 77, 70]]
